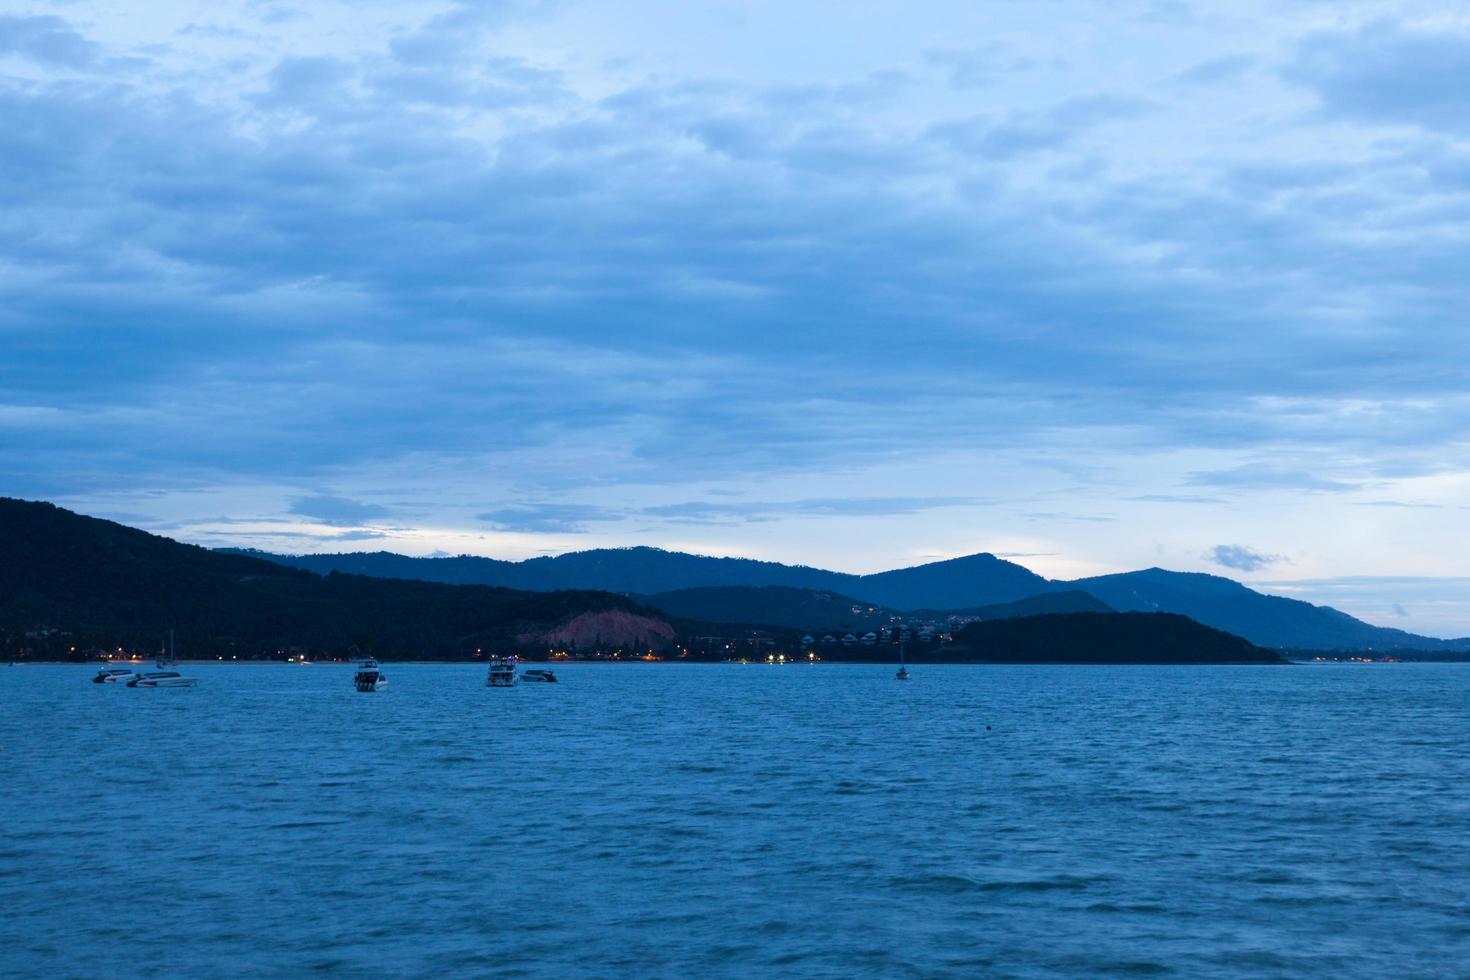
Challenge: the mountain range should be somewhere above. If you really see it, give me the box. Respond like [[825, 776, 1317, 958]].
[[225, 545, 1470, 651], [1, 498, 1284, 665], [225, 547, 1051, 608]]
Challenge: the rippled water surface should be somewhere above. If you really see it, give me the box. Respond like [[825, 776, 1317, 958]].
[[5, 662, 1470, 978]]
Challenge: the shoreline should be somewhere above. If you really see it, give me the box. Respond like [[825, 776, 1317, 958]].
[[10, 657, 1447, 667]]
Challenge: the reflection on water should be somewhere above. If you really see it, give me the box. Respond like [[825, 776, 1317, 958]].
[[4, 662, 1470, 977]]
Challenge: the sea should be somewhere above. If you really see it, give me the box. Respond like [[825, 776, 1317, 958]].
[[4, 661, 1470, 978]]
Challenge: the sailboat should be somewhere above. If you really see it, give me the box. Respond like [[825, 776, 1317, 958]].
[[130, 630, 199, 687], [895, 638, 910, 681], [156, 629, 179, 669]]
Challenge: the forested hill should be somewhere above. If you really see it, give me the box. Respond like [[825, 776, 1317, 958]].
[[943, 613, 1285, 665], [0, 499, 674, 660]]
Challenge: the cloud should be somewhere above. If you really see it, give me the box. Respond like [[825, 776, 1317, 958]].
[[924, 45, 1010, 89], [289, 495, 391, 526], [1186, 467, 1360, 492], [1173, 54, 1255, 86], [477, 504, 615, 534], [0, 15, 99, 67], [257, 55, 355, 111], [927, 94, 1152, 159], [389, 0, 557, 66], [1128, 493, 1224, 504], [1209, 544, 1285, 572], [326, 529, 388, 541], [642, 497, 987, 524], [1287, 22, 1470, 134], [1354, 500, 1442, 509], [0, 0, 1467, 604]]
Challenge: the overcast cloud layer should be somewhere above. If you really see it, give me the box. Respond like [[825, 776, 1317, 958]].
[[3, 1, 1469, 634]]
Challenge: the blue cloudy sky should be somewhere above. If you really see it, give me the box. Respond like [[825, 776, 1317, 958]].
[[3, 0, 1469, 634]]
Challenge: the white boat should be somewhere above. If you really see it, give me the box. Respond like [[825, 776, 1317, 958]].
[[354, 659, 388, 692], [521, 668, 557, 683], [93, 665, 139, 685], [486, 655, 518, 687], [128, 670, 198, 688], [896, 639, 910, 681]]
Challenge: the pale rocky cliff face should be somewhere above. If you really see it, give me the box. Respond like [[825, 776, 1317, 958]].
[[528, 610, 676, 650]]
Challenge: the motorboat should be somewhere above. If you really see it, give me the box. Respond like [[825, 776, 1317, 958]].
[[93, 665, 139, 685], [486, 655, 518, 687], [354, 659, 388, 692], [521, 668, 557, 683], [127, 670, 198, 688]]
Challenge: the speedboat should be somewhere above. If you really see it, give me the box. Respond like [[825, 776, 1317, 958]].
[[127, 670, 198, 688], [93, 665, 138, 685], [486, 655, 518, 687], [354, 659, 388, 692], [521, 668, 557, 683]]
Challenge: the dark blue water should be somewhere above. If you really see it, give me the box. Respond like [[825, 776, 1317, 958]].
[[4, 662, 1470, 978]]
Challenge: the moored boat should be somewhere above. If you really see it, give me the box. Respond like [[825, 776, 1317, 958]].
[[486, 655, 518, 687], [156, 629, 179, 670], [354, 659, 388, 692], [93, 665, 139, 685], [128, 670, 198, 688]]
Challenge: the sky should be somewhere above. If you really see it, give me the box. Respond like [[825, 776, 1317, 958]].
[[3, 1, 1469, 635]]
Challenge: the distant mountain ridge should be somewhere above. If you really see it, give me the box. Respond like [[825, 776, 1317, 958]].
[[636, 586, 1112, 632], [223, 547, 1054, 609], [1068, 568, 1470, 653], [224, 545, 1470, 652]]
